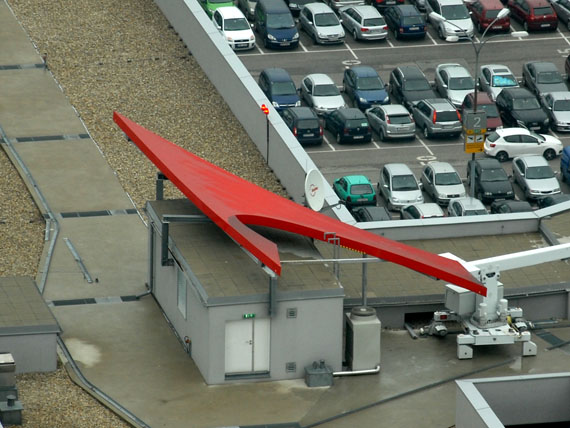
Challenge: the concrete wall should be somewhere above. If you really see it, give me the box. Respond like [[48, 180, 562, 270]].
[[0, 333, 57, 373], [457, 373, 570, 427]]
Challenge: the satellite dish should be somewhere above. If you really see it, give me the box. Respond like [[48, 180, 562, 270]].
[[305, 169, 325, 212]]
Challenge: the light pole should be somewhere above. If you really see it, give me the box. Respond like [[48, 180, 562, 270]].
[[261, 103, 270, 163]]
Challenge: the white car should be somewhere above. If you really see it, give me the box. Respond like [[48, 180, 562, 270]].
[[299, 73, 347, 115], [212, 7, 256, 51], [420, 161, 466, 206], [434, 63, 475, 108], [447, 197, 488, 216], [512, 155, 561, 201], [339, 5, 388, 41], [479, 64, 519, 101], [426, 0, 474, 41], [299, 3, 345, 45], [484, 128, 563, 162], [378, 163, 424, 211]]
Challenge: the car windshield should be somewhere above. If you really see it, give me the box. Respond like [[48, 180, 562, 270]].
[[392, 175, 419, 191], [267, 13, 296, 28], [314, 83, 340, 96], [480, 103, 499, 118], [351, 184, 373, 195], [297, 119, 319, 129], [436, 111, 459, 122], [441, 4, 470, 19], [314, 12, 339, 26], [346, 119, 369, 128], [537, 71, 563, 84], [512, 97, 541, 110], [225, 18, 251, 31], [356, 76, 384, 90], [526, 166, 555, 179], [403, 78, 431, 91], [271, 81, 297, 96], [465, 209, 488, 216], [533, 6, 553, 15], [491, 74, 518, 88], [553, 99, 570, 111], [486, 131, 499, 142], [448, 76, 475, 90], [435, 172, 462, 185], [364, 17, 386, 26], [485, 9, 501, 18], [530, 131, 545, 141], [402, 16, 424, 25], [480, 168, 508, 182], [387, 114, 412, 124]]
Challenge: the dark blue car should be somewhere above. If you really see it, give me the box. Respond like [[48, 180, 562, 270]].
[[342, 66, 389, 110], [258, 68, 301, 113], [383, 5, 426, 39]]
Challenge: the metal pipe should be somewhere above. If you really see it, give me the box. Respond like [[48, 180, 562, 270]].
[[333, 365, 380, 377], [404, 323, 418, 339]]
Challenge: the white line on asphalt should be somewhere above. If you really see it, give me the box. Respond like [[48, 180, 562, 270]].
[[387, 38, 394, 48], [371, 139, 380, 149], [426, 31, 438, 45], [323, 135, 336, 151], [344, 43, 359, 59], [416, 135, 435, 156], [299, 41, 309, 52], [256, 45, 265, 54], [557, 27, 570, 46]]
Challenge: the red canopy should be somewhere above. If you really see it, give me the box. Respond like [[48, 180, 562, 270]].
[[114, 112, 486, 296]]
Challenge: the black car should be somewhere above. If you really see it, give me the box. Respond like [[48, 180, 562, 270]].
[[284, 0, 314, 16], [490, 200, 533, 214], [467, 158, 515, 204], [324, 108, 372, 143], [495, 87, 550, 133], [522, 61, 567, 98], [383, 5, 427, 40], [281, 107, 323, 145], [389, 65, 436, 111], [351, 206, 392, 222], [536, 194, 570, 208]]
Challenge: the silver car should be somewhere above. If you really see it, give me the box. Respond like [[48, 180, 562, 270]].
[[434, 63, 475, 108], [447, 197, 488, 216], [326, 0, 364, 13], [378, 163, 424, 211], [512, 155, 561, 201], [299, 3, 345, 44], [339, 5, 388, 41], [365, 104, 415, 141], [400, 203, 445, 219], [479, 64, 519, 101], [549, 0, 570, 31], [420, 162, 466, 206], [412, 98, 462, 139], [299, 73, 347, 115], [540, 91, 570, 132]]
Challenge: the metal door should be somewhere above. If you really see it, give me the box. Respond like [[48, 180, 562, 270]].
[[225, 318, 270, 374]]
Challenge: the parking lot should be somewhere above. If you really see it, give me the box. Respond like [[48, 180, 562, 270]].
[[233, 10, 570, 214]]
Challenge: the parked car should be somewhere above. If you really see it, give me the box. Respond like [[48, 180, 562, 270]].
[[299, 3, 345, 45], [299, 73, 347, 115], [426, 0, 474, 40], [284, 0, 316, 16], [339, 5, 388, 41], [378, 163, 424, 211], [539, 91, 570, 132], [200, 0, 235, 18], [420, 161, 466, 205], [366, 104, 416, 140], [333, 175, 377, 207], [400, 203, 445, 219], [412, 98, 462, 139], [367, 0, 405, 11], [466, 158, 515, 203], [342, 66, 389, 110], [389, 65, 437, 111], [467, 0, 511, 32], [258, 68, 301, 112], [383, 5, 427, 39], [536, 194, 570, 208], [562, 146, 570, 183], [566, 54, 570, 82], [324, 108, 372, 143], [281, 107, 323, 145], [254, 0, 299, 49], [550, 0, 570, 30], [461, 92, 503, 133], [484, 128, 563, 161], [495, 87, 550, 133], [512, 155, 561, 200], [478, 64, 519, 101], [507, 0, 558, 31], [238, 0, 258, 19], [434, 63, 476, 108], [325, 0, 365, 13], [213, 7, 256, 51], [522, 61, 567, 98], [351, 205, 392, 221], [448, 197, 489, 216], [409, 0, 426, 12], [490, 200, 533, 213]]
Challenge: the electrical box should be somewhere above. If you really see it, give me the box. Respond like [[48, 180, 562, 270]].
[[445, 284, 476, 316], [345, 307, 381, 371], [0, 354, 15, 388]]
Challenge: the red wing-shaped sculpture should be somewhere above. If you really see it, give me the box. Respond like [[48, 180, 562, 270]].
[[114, 112, 486, 296]]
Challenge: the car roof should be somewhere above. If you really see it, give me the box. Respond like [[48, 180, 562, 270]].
[[548, 91, 570, 101], [392, 5, 422, 15], [483, 64, 513, 75], [303, 2, 335, 13], [380, 104, 409, 115], [427, 161, 458, 174], [450, 197, 486, 209], [343, 174, 373, 184], [495, 127, 532, 137], [423, 98, 456, 110], [384, 163, 414, 175], [491, 200, 533, 212], [345, 5, 381, 18], [349, 65, 379, 78], [336, 108, 367, 119], [353, 206, 391, 220], [415, 203, 445, 216], [526, 0, 552, 7], [262, 68, 293, 82], [514, 154, 549, 167], [258, 0, 291, 13], [397, 65, 426, 80], [437, 0, 464, 5], [474, 158, 502, 168], [465, 91, 493, 104], [502, 87, 534, 98], [476, 0, 505, 8], [306, 73, 335, 85], [216, 6, 247, 18], [437, 64, 471, 78], [285, 106, 318, 119], [526, 61, 559, 73]]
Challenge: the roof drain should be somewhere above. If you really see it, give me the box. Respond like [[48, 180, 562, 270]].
[[333, 365, 381, 377]]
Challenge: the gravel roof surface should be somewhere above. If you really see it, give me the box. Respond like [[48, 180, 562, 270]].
[[3, 0, 285, 426]]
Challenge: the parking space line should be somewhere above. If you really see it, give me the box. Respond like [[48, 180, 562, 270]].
[[556, 27, 570, 46], [344, 43, 359, 60], [387, 39, 394, 48], [426, 32, 438, 45], [299, 41, 309, 52], [416, 135, 435, 156], [323, 135, 336, 151], [371, 139, 380, 149], [255, 45, 264, 54]]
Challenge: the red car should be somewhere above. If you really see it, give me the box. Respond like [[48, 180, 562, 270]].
[[460, 92, 503, 133], [507, 0, 558, 31], [368, 0, 404, 10], [467, 0, 510, 32]]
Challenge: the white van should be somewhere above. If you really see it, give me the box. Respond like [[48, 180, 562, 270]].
[[213, 7, 256, 50]]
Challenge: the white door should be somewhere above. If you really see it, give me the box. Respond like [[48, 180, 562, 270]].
[[225, 318, 270, 374]]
